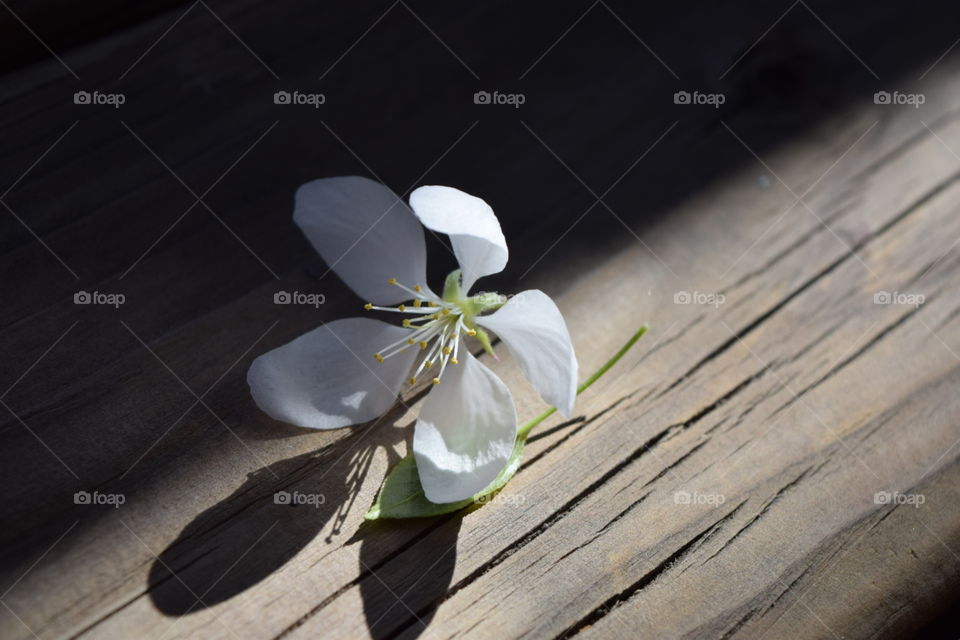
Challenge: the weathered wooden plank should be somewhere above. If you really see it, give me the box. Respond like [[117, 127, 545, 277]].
[[40, 79, 959, 640], [273, 139, 960, 640], [3, 2, 960, 639], [398, 171, 960, 640]]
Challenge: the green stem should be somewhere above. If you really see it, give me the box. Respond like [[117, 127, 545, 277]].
[[516, 324, 648, 439]]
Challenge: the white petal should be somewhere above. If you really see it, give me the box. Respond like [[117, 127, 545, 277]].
[[476, 290, 578, 418], [408, 186, 507, 293], [413, 350, 517, 503], [248, 318, 417, 429], [294, 177, 428, 305]]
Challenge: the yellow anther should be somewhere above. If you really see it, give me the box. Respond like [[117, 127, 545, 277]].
[[432, 377, 440, 385], [388, 278, 397, 285], [413, 284, 422, 292], [406, 338, 415, 344], [450, 358, 459, 365], [425, 360, 434, 368], [398, 304, 406, 311], [408, 377, 416, 385], [419, 341, 428, 350], [413, 299, 422, 308], [364, 303, 373, 310], [402, 318, 412, 328], [466, 329, 477, 337], [443, 346, 452, 355], [373, 353, 384, 363], [442, 308, 451, 316]]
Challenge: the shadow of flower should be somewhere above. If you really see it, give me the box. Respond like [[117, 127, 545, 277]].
[[355, 516, 463, 639], [148, 406, 410, 615]]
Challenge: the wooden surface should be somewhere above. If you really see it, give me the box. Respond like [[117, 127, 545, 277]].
[[2, 1, 960, 638]]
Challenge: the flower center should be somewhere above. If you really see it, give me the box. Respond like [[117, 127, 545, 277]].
[[363, 271, 502, 386]]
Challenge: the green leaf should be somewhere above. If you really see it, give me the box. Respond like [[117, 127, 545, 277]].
[[365, 436, 526, 520]]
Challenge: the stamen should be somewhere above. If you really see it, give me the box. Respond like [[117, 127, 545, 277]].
[[364, 304, 442, 314], [436, 321, 461, 380], [366, 279, 492, 387], [425, 322, 455, 383], [412, 325, 449, 380], [435, 357, 448, 379], [391, 279, 435, 302], [378, 320, 444, 359], [452, 319, 462, 364]]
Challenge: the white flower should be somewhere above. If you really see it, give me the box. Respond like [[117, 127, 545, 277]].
[[248, 177, 577, 502]]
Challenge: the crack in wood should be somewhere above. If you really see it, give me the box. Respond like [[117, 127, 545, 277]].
[[766, 302, 926, 421], [553, 491, 654, 568], [557, 500, 749, 638], [698, 462, 825, 569]]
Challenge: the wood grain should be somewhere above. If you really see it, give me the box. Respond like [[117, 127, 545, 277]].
[[1, 1, 960, 639]]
